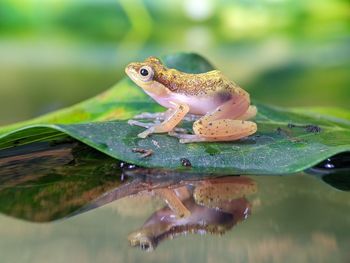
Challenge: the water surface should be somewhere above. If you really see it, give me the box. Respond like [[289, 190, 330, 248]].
[[0, 141, 349, 263]]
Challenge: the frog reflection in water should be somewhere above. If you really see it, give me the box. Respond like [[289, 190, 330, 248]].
[[127, 177, 257, 251], [125, 57, 257, 143]]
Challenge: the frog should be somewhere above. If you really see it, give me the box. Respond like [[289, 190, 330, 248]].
[[125, 56, 257, 143]]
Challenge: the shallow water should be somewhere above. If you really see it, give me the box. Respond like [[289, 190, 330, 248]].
[[0, 141, 349, 263]]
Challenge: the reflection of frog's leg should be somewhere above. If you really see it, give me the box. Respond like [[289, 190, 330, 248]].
[[193, 177, 257, 212], [153, 188, 191, 218], [137, 103, 189, 138], [171, 97, 257, 143], [237, 105, 257, 120]]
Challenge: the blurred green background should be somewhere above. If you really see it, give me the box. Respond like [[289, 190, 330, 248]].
[[0, 0, 349, 126]]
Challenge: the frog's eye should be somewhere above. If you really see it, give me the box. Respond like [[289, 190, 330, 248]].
[[140, 68, 149, 76], [139, 66, 154, 82]]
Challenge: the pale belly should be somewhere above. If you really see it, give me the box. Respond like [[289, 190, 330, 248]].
[[163, 93, 224, 115]]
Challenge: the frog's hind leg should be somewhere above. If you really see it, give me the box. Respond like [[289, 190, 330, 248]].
[[191, 113, 257, 143], [170, 96, 257, 143]]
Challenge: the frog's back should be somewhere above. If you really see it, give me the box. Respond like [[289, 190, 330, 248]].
[[154, 68, 239, 96]]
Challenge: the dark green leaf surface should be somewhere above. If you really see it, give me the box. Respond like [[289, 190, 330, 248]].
[[0, 53, 349, 174]]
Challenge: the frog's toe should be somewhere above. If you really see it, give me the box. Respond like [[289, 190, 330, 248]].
[[138, 131, 150, 138], [138, 127, 155, 138]]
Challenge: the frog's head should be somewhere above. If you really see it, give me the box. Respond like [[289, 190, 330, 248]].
[[125, 56, 169, 96]]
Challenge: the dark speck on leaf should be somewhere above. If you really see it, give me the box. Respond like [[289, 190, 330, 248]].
[[180, 158, 192, 167], [287, 123, 296, 129], [132, 148, 153, 158], [287, 123, 321, 133], [305, 125, 321, 133]]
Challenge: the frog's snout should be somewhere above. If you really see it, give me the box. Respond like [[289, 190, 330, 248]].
[[125, 63, 134, 75], [125, 63, 139, 83]]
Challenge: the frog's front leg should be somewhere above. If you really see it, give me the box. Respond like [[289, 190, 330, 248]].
[[136, 103, 189, 138], [171, 96, 257, 143]]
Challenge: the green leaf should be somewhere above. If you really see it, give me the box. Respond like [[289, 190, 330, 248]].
[[0, 52, 349, 175]]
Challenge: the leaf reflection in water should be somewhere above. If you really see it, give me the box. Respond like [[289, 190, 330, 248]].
[[0, 139, 258, 251], [0, 139, 122, 222]]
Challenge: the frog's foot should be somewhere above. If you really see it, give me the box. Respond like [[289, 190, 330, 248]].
[[128, 120, 157, 129], [137, 127, 155, 138]]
